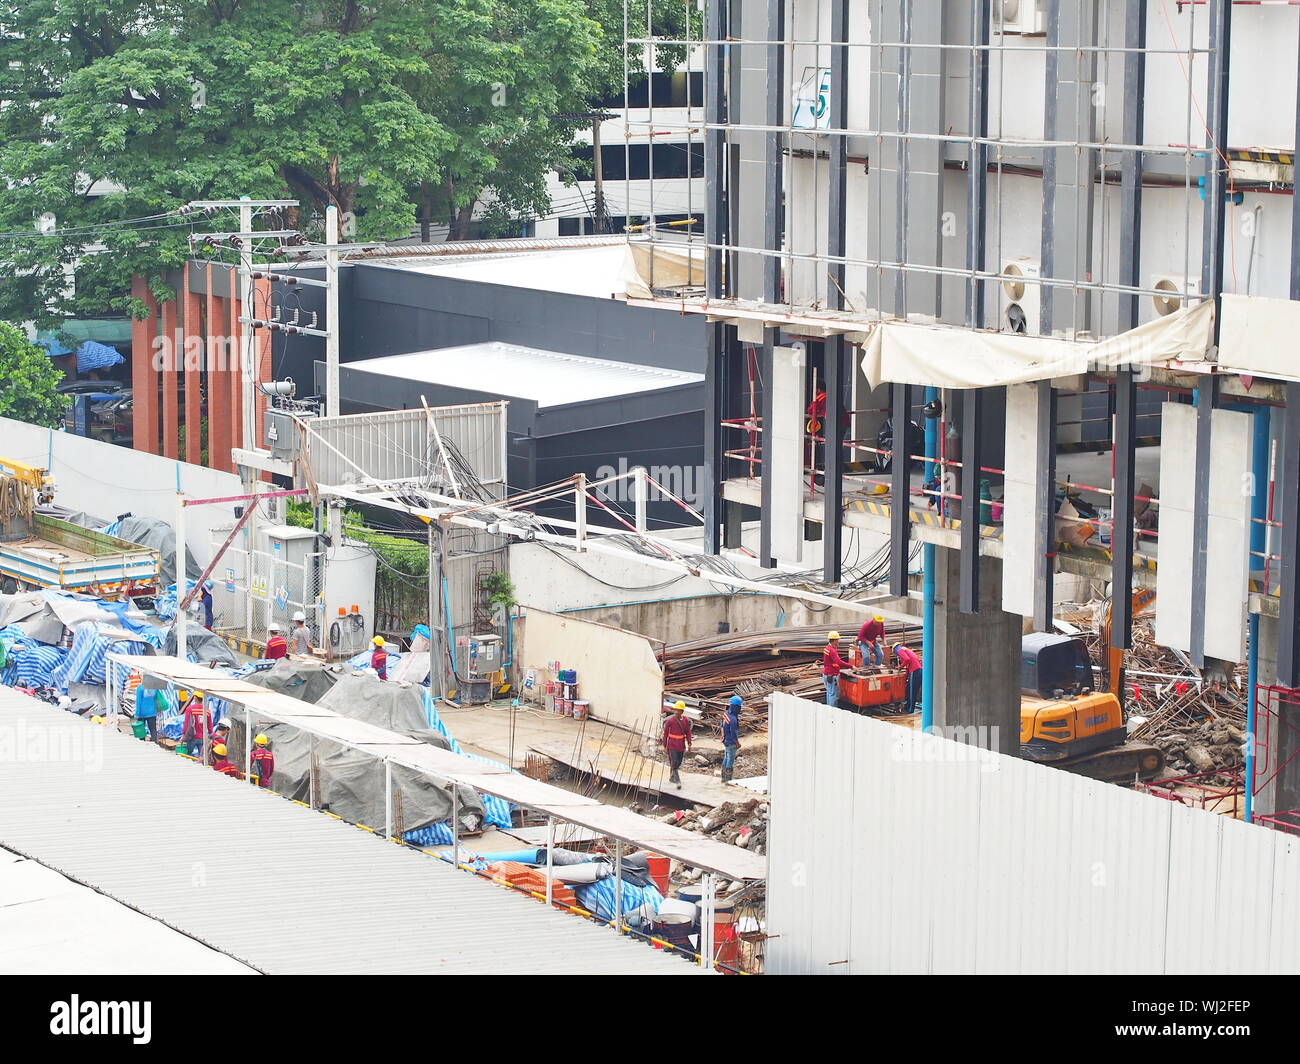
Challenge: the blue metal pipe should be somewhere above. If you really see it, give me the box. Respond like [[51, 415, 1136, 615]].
[[1245, 406, 1270, 823], [921, 388, 938, 731]]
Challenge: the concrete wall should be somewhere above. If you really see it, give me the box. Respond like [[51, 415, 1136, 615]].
[[515, 608, 664, 733], [1, 417, 243, 566]]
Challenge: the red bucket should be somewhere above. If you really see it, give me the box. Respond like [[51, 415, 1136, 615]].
[[645, 853, 671, 895]]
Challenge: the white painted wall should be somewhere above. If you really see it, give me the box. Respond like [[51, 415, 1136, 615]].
[[515, 607, 664, 733], [0, 418, 242, 566], [766, 692, 1300, 974]]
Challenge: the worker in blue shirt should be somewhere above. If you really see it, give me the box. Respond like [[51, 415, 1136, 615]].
[[134, 685, 159, 742], [721, 695, 742, 783], [199, 580, 214, 630]]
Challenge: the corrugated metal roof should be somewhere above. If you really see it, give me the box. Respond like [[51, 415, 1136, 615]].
[[107, 656, 765, 881], [346, 343, 704, 407], [0, 847, 256, 974], [0, 686, 701, 974], [365, 244, 630, 299]]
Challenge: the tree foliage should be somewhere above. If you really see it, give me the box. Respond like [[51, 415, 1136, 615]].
[[0, 0, 604, 323], [0, 321, 64, 426]]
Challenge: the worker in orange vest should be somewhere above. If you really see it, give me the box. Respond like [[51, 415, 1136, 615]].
[[180, 692, 211, 757], [250, 734, 274, 788], [211, 743, 243, 779]]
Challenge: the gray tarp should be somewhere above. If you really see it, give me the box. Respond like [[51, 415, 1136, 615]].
[[110, 516, 200, 586], [0, 591, 117, 643], [242, 659, 341, 705], [163, 625, 238, 666], [226, 672, 484, 835]]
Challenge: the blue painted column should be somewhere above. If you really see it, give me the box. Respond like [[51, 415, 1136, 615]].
[[1246, 406, 1270, 823], [922, 388, 938, 730]]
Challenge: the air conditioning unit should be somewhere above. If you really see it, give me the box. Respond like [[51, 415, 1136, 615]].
[[1150, 274, 1202, 317], [994, 0, 1046, 36], [1000, 257, 1041, 335]]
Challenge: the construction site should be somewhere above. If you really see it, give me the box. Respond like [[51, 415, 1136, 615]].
[[1, 0, 1300, 982]]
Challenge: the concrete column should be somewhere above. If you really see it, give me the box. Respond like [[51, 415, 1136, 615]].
[[931, 549, 1021, 755], [1253, 614, 1300, 818], [227, 267, 243, 451]]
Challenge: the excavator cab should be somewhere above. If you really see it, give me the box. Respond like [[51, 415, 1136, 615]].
[[1020, 634, 1127, 763]]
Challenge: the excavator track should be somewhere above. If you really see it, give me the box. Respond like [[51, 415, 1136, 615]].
[[1055, 742, 1165, 784]]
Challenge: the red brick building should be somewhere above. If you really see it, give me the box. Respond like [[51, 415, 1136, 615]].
[[130, 261, 272, 473]]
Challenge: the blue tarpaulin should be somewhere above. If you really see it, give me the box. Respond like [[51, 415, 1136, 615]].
[[574, 879, 665, 926], [37, 338, 125, 373]]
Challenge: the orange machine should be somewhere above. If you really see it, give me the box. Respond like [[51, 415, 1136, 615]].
[[840, 667, 909, 711]]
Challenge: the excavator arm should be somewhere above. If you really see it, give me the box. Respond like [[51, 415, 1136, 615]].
[[1100, 587, 1156, 701]]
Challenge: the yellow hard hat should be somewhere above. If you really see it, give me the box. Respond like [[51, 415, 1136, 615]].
[[874, 615, 884, 622], [177, 689, 190, 702], [90, 715, 104, 724], [213, 743, 228, 757], [253, 734, 269, 746], [372, 636, 384, 646], [828, 631, 840, 640], [673, 700, 686, 710]]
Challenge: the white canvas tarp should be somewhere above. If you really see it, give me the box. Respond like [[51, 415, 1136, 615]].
[[621, 241, 705, 300], [859, 299, 1214, 390]]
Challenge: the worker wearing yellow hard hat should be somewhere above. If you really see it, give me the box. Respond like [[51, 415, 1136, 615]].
[[822, 631, 854, 708], [211, 742, 243, 779], [370, 635, 389, 680], [663, 699, 693, 790], [857, 614, 888, 668], [250, 733, 274, 789]]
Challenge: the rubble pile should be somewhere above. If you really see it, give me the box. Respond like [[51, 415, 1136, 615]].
[[660, 798, 769, 856], [1148, 719, 1247, 777]]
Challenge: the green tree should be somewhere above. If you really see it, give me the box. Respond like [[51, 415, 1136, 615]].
[[0, 321, 64, 426], [0, 0, 602, 322]]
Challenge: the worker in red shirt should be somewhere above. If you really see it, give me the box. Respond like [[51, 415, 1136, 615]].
[[264, 623, 288, 660], [180, 692, 211, 757], [662, 701, 693, 789], [894, 644, 923, 714], [250, 733, 274, 789], [822, 631, 853, 708], [370, 636, 388, 680], [211, 743, 243, 779], [857, 614, 887, 667]]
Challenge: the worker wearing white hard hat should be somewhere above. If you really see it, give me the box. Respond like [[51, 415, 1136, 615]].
[[264, 623, 288, 661], [290, 610, 313, 656]]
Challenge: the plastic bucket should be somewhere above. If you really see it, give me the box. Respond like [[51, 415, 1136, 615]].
[[645, 853, 671, 895], [130, 720, 148, 740], [678, 884, 736, 914], [558, 698, 572, 716], [653, 918, 695, 953], [572, 700, 589, 721]]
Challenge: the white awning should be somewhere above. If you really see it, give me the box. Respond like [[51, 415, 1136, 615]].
[[860, 299, 1215, 390]]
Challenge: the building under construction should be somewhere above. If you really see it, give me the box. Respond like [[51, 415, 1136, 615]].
[[621, 0, 1300, 824]]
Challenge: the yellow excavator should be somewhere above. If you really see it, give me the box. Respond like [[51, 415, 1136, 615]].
[[1018, 590, 1163, 782]]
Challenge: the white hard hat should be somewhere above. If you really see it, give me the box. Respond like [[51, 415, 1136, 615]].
[[293, 611, 306, 622], [267, 622, 281, 632]]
